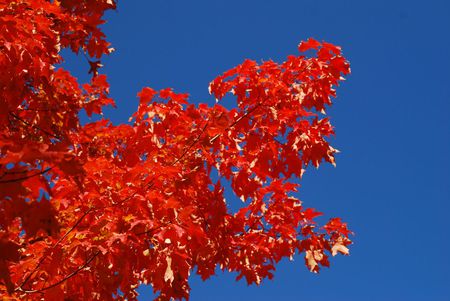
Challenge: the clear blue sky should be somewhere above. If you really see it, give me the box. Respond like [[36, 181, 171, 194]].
[[65, 1, 449, 300]]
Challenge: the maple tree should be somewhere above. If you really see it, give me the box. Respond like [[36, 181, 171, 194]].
[[0, 1, 352, 300]]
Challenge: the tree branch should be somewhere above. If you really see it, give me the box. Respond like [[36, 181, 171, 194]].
[[209, 102, 262, 143], [17, 207, 94, 290], [18, 250, 101, 294], [9, 112, 62, 140], [0, 167, 52, 184]]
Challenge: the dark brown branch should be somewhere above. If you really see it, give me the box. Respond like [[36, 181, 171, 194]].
[[17, 207, 94, 290], [210, 102, 262, 143], [0, 167, 52, 184], [135, 225, 165, 237], [9, 112, 62, 140], [17, 107, 59, 112], [0, 169, 28, 180], [18, 250, 101, 294], [171, 120, 209, 166]]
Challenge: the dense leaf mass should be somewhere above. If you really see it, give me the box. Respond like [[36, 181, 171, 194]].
[[0, 1, 352, 300]]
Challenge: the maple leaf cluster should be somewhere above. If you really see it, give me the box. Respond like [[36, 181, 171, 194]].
[[0, 1, 352, 300]]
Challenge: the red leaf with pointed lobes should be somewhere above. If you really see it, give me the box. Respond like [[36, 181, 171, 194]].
[[88, 60, 103, 77], [302, 208, 323, 222], [322, 41, 342, 55], [324, 217, 353, 237], [138, 87, 157, 104], [298, 38, 321, 52]]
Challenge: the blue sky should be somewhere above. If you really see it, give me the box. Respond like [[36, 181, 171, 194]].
[[65, 1, 449, 300]]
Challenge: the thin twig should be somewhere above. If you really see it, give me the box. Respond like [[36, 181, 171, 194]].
[[9, 112, 61, 140], [18, 251, 101, 294], [210, 102, 262, 143], [0, 167, 52, 184], [171, 120, 209, 166], [17, 207, 94, 290]]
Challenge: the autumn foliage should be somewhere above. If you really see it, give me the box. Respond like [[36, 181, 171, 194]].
[[0, 1, 352, 300]]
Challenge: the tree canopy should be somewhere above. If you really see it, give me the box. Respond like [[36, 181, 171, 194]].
[[0, 1, 351, 300]]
